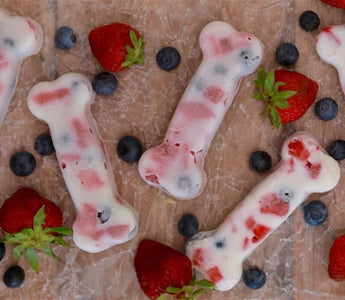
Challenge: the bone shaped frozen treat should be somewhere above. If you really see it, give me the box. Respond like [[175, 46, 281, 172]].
[[185, 132, 340, 291], [27, 73, 138, 253], [316, 24, 345, 96], [138, 21, 263, 200], [0, 10, 43, 127]]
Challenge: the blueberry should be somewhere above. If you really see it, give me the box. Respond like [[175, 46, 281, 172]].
[[9, 151, 36, 177], [275, 43, 299, 66], [249, 151, 272, 173], [299, 11, 320, 32], [3, 265, 25, 288], [178, 213, 199, 238], [328, 140, 345, 161], [156, 47, 181, 71], [0, 242, 5, 261], [34, 133, 55, 156], [55, 26, 76, 50], [92, 72, 118, 96], [116, 136, 143, 163], [243, 267, 266, 289], [315, 97, 338, 121], [303, 200, 328, 226]]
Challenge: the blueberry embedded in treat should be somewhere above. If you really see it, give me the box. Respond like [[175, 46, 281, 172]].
[[156, 46, 181, 71], [215, 238, 226, 248], [328, 140, 345, 161], [249, 150, 272, 173], [3, 265, 25, 288], [9, 151, 36, 177], [116, 136, 143, 163], [0, 242, 5, 261], [275, 43, 299, 66], [315, 97, 338, 121], [97, 207, 111, 224], [303, 200, 328, 226], [178, 213, 199, 238], [299, 11, 320, 32], [34, 133, 55, 156], [243, 267, 266, 289], [279, 188, 294, 203], [55, 26, 76, 50], [92, 72, 118, 96]]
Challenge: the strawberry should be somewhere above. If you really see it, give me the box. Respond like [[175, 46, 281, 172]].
[[88, 22, 145, 72], [0, 188, 72, 272], [321, 0, 345, 9], [328, 234, 345, 282], [253, 68, 318, 129], [134, 239, 215, 299]]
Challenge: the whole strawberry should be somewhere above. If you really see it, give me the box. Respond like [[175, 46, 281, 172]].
[[328, 234, 345, 281], [253, 68, 318, 128], [134, 239, 215, 299], [321, 0, 345, 9], [89, 22, 145, 72], [0, 188, 72, 272]]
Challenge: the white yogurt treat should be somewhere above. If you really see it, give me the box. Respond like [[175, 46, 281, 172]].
[[0, 10, 43, 127], [316, 24, 345, 96], [185, 132, 340, 291], [138, 21, 263, 200], [27, 73, 138, 253]]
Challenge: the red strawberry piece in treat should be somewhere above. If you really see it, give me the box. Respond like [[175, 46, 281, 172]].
[[0, 188, 72, 272], [253, 68, 318, 129], [328, 234, 345, 281], [134, 239, 215, 299], [321, 0, 345, 9], [88, 22, 145, 73]]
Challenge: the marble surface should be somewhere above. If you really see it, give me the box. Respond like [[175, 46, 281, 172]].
[[0, 0, 344, 299]]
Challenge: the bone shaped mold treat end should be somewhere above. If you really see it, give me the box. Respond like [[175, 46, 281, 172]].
[[138, 21, 263, 200], [27, 73, 138, 253], [185, 132, 340, 291]]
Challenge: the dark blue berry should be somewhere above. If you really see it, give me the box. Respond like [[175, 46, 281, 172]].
[[92, 72, 118, 96], [0, 242, 5, 261], [55, 26, 76, 50], [299, 11, 320, 32], [303, 200, 328, 226], [116, 136, 143, 163], [315, 97, 338, 121], [34, 133, 55, 156], [178, 213, 199, 238], [215, 239, 226, 248], [10, 151, 36, 177], [243, 267, 266, 289], [3, 265, 25, 288], [328, 140, 345, 161], [156, 47, 181, 71], [249, 151, 272, 173], [276, 43, 299, 66]]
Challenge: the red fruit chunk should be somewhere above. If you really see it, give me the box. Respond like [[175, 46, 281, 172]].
[[321, 0, 345, 9], [328, 234, 345, 281], [134, 239, 192, 299], [0, 187, 62, 233]]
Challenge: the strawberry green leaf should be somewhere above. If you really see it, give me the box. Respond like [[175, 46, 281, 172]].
[[252, 91, 265, 101], [191, 271, 196, 283], [194, 279, 216, 288], [33, 206, 46, 231], [51, 227, 73, 236], [192, 288, 206, 297], [274, 99, 290, 109], [274, 90, 297, 101], [254, 67, 266, 88], [26, 247, 39, 273], [121, 30, 145, 69], [13, 245, 25, 259], [268, 106, 281, 129], [39, 243, 57, 258], [166, 286, 182, 294], [272, 81, 285, 93], [264, 69, 275, 94], [54, 236, 71, 247]]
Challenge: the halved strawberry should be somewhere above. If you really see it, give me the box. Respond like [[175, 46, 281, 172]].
[[89, 22, 145, 73], [321, 0, 345, 9], [0, 188, 72, 272], [134, 239, 215, 299], [328, 234, 345, 281], [253, 68, 318, 129]]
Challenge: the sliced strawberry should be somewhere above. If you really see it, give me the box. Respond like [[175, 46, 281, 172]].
[[328, 234, 345, 281], [89, 22, 145, 73], [321, 0, 345, 9]]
